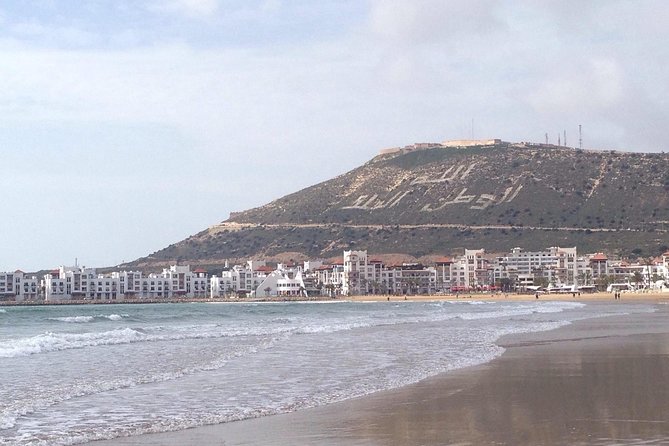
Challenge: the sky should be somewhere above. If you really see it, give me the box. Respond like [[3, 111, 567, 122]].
[[1, 0, 668, 271]]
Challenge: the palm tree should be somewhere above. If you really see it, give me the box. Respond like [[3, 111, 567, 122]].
[[632, 271, 644, 289], [577, 271, 593, 286], [643, 257, 655, 288], [359, 277, 368, 295]]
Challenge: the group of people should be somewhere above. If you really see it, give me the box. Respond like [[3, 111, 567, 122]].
[[613, 290, 622, 299]]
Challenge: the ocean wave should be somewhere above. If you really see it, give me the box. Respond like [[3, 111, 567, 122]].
[[0, 308, 6, 313], [0, 323, 295, 358], [0, 334, 285, 434], [0, 328, 146, 358], [1, 301, 586, 358], [47, 314, 130, 323], [296, 321, 373, 334]]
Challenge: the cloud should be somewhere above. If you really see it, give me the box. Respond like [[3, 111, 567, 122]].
[[148, 0, 219, 18], [527, 58, 625, 114], [9, 20, 99, 46], [368, 0, 504, 46]]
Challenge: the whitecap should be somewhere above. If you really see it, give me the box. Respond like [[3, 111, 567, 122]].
[[49, 316, 95, 323]]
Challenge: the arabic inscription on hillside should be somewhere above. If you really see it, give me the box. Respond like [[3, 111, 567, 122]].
[[341, 162, 523, 211]]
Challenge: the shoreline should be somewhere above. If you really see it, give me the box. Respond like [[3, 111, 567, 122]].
[[88, 301, 669, 446], [3, 290, 669, 306]]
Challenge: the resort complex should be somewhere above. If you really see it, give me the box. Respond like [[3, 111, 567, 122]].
[[2, 247, 669, 302]]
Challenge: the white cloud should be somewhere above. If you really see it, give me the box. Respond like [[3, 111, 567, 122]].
[[148, 0, 219, 18], [368, 0, 503, 46], [260, 0, 282, 13], [9, 20, 98, 46], [527, 58, 625, 114], [2, 1, 669, 270]]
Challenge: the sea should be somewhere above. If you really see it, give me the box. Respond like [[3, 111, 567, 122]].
[[0, 299, 655, 445]]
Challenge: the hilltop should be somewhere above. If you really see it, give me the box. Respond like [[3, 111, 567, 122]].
[[125, 140, 669, 269]]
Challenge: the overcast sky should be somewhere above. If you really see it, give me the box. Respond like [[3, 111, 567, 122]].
[[1, 0, 668, 271]]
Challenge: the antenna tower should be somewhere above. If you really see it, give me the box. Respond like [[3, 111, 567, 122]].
[[579, 125, 583, 150]]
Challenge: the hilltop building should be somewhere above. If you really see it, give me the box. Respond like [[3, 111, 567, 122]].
[[379, 139, 504, 155]]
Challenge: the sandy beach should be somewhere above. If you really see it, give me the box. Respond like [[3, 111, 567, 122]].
[[87, 298, 669, 446], [346, 290, 669, 303]]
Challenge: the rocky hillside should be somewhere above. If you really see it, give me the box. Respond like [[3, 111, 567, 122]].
[[126, 142, 669, 268]]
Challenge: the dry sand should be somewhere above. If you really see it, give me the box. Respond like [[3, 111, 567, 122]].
[[347, 290, 669, 303], [90, 300, 669, 446]]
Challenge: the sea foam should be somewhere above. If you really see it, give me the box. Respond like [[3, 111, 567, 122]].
[[48, 314, 129, 323]]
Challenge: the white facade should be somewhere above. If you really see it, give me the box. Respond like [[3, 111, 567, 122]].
[[43, 265, 209, 301], [494, 246, 578, 287], [210, 264, 263, 298], [255, 268, 308, 297], [343, 250, 367, 295], [0, 271, 40, 301]]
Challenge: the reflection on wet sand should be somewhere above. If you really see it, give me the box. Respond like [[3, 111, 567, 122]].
[[317, 314, 669, 446]]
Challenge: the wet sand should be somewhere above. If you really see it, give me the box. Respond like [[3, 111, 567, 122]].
[[91, 302, 669, 446]]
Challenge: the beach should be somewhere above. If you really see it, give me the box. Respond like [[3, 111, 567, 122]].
[[84, 298, 669, 446], [346, 290, 669, 303]]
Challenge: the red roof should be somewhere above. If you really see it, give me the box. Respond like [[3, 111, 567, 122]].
[[255, 266, 274, 273], [193, 268, 208, 274], [14, 269, 25, 274], [434, 256, 452, 264], [590, 253, 608, 261], [663, 251, 669, 257]]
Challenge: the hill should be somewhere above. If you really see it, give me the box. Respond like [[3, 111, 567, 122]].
[[125, 141, 669, 269]]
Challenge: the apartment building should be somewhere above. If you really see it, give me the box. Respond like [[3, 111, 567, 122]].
[[43, 265, 209, 301], [493, 247, 578, 287], [0, 270, 40, 301]]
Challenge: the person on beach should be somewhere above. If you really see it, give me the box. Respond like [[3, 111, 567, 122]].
[[535, 292, 539, 299]]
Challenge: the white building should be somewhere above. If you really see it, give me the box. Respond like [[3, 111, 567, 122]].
[[0, 270, 40, 302], [343, 250, 367, 295], [210, 262, 264, 298], [494, 246, 578, 287], [43, 265, 209, 301], [255, 267, 308, 298]]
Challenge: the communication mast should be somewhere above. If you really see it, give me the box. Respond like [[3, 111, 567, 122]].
[[579, 125, 583, 150]]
